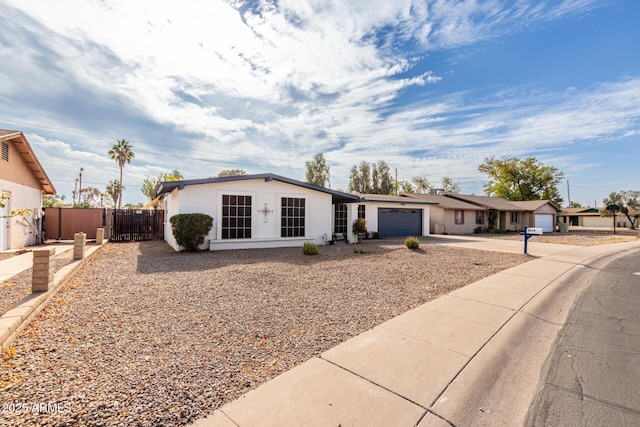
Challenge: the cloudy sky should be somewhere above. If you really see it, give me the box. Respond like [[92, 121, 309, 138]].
[[1, 0, 638, 207]]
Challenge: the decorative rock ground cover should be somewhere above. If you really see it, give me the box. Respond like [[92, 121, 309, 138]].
[[0, 239, 532, 426]]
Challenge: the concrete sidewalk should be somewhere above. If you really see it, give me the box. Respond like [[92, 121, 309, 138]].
[[0, 243, 74, 282], [192, 238, 640, 427]]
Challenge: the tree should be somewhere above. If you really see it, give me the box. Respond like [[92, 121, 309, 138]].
[[441, 176, 461, 194], [217, 169, 247, 177], [108, 139, 135, 209], [411, 177, 431, 194], [141, 170, 184, 201], [399, 180, 415, 193], [478, 156, 564, 204], [0, 193, 32, 217], [77, 187, 103, 207], [305, 153, 330, 187], [43, 194, 66, 208], [602, 191, 640, 229], [348, 160, 393, 194], [105, 179, 124, 208], [569, 201, 583, 208]]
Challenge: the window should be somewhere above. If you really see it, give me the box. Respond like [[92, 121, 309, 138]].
[[475, 211, 484, 225], [454, 210, 464, 224], [221, 194, 252, 239], [510, 212, 519, 224], [1, 142, 8, 161], [334, 204, 347, 233], [281, 197, 305, 237], [357, 205, 366, 219]]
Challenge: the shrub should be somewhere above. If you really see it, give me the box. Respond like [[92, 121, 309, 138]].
[[371, 231, 380, 239], [169, 213, 214, 252], [352, 218, 368, 235], [302, 241, 319, 255], [353, 246, 364, 254], [405, 236, 420, 250], [474, 226, 484, 234]]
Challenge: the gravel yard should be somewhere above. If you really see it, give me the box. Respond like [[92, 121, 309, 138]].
[[477, 232, 637, 245], [2, 239, 534, 426]]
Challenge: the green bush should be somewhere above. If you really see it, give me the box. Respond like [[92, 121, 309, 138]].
[[352, 218, 368, 235], [473, 226, 484, 234], [169, 213, 214, 252], [302, 241, 319, 255], [371, 231, 380, 239], [405, 236, 420, 250], [353, 246, 365, 254]]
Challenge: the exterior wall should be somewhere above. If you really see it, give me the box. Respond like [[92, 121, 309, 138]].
[[429, 207, 482, 234], [164, 179, 333, 251], [583, 215, 630, 227], [499, 211, 522, 231], [0, 179, 43, 249], [0, 141, 42, 190], [361, 201, 430, 236]]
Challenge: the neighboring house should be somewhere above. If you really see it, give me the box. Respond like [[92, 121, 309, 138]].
[[443, 194, 530, 232], [156, 173, 362, 251], [558, 207, 633, 228], [399, 193, 487, 234], [350, 193, 434, 238], [0, 130, 56, 250], [511, 200, 562, 232]]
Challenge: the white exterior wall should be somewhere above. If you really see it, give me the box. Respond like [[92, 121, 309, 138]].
[[361, 202, 430, 236], [164, 179, 333, 251], [0, 179, 42, 249]]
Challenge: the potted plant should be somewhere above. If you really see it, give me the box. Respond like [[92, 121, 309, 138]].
[[352, 218, 368, 243]]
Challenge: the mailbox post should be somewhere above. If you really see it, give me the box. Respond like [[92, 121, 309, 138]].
[[521, 226, 543, 254]]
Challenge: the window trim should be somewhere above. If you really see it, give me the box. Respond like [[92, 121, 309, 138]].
[[510, 211, 519, 224], [281, 196, 306, 238], [334, 204, 347, 234], [220, 193, 252, 240], [475, 211, 484, 225], [454, 210, 464, 225], [357, 204, 366, 219]]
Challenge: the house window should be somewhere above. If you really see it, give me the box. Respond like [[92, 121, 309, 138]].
[[357, 205, 366, 219], [1, 142, 8, 161], [510, 212, 519, 224], [454, 210, 464, 224], [221, 194, 252, 239], [334, 204, 347, 233], [475, 211, 484, 225], [281, 197, 305, 237]]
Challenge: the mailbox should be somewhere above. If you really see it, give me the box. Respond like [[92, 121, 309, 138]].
[[525, 227, 543, 235]]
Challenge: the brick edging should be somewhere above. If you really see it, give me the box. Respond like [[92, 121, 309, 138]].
[[0, 242, 108, 353]]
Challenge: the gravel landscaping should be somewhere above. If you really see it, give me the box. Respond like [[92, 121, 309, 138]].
[[1, 239, 534, 426], [1, 249, 75, 316]]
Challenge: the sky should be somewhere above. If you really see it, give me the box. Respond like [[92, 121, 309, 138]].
[[1, 0, 638, 207]]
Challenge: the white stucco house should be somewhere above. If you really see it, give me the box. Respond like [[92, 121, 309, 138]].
[[1, 130, 55, 250], [157, 173, 359, 251], [156, 174, 434, 251]]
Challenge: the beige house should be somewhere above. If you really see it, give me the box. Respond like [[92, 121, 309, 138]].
[[400, 193, 487, 234], [0, 130, 55, 250], [444, 194, 528, 232], [558, 207, 634, 228], [511, 200, 562, 232]]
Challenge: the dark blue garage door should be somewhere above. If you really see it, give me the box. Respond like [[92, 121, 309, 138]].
[[378, 208, 423, 237]]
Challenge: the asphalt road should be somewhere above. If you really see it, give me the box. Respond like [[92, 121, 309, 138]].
[[528, 249, 640, 426]]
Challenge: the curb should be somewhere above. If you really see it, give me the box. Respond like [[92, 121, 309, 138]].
[[0, 242, 108, 353]]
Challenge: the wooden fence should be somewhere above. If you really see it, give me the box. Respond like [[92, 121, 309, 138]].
[[44, 208, 164, 242]]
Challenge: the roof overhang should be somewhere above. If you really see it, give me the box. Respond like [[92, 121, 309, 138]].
[[155, 173, 362, 204], [0, 130, 56, 194]]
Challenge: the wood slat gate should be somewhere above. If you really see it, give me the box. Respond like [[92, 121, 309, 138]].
[[108, 209, 164, 242]]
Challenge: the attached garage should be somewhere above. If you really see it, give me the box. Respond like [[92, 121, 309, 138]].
[[378, 208, 423, 237], [534, 214, 555, 233]]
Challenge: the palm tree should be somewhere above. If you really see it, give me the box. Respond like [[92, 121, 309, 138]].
[[108, 139, 135, 209], [105, 179, 124, 208]]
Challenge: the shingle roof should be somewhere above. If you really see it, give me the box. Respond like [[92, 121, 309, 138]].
[[354, 193, 436, 204], [0, 129, 56, 194], [511, 200, 562, 212], [399, 193, 486, 210], [445, 194, 527, 211]]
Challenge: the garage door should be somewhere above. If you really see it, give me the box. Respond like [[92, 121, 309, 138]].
[[378, 208, 422, 237], [535, 214, 554, 232]]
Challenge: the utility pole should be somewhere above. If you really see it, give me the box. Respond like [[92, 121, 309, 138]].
[[79, 167, 84, 205], [73, 178, 78, 206], [395, 168, 398, 195], [566, 180, 571, 206]]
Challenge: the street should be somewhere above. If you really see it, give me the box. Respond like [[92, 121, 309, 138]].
[[528, 249, 640, 426]]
